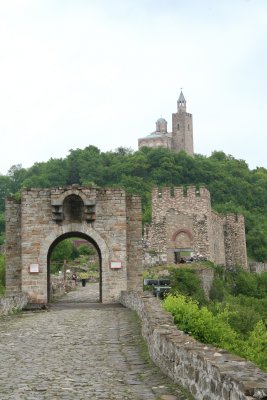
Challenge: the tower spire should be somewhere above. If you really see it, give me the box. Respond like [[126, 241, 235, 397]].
[[177, 90, 186, 112]]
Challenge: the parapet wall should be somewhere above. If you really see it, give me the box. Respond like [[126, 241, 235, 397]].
[[120, 291, 267, 400], [151, 187, 211, 223], [0, 293, 28, 316]]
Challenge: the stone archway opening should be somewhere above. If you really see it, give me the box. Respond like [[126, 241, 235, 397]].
[[47, 231, 102, 303], [172, 229, 194, 264]]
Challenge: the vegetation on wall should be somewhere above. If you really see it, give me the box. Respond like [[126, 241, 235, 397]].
[[1, 145, 267, 260], [145, 264, 267, 371]]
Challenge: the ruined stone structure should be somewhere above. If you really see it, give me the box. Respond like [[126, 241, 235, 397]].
[[138, 91, 194, 156], [144, 186, 248, 268], [5, 185, 143, 304]]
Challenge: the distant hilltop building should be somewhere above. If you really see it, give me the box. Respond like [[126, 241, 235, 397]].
[[138, 91, 194, 157]]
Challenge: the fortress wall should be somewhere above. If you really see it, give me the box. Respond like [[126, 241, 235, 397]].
[[121, 291, 267, 400], [224, 214, 248, 269], [151, 187, 211, 223], [211, 212, 226, 265], [126, 195, 143, 291], [145, 187, 248, 269], [5, 198, 22, 294]]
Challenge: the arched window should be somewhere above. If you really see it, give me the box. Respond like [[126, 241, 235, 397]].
[[63, 194, 84, 222], [177, 124, 180, 130]]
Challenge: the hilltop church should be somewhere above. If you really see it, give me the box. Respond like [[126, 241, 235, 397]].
[[138, 91, 194, 156]]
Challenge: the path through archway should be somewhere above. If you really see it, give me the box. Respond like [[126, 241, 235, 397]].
[[47, 232, 102, 303]]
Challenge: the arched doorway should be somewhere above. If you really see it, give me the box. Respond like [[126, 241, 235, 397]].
[[47, 231, 102, 303], [172, 229, 194, 263]]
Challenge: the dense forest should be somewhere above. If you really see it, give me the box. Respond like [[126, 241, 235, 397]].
[[1, 145, 267, 261]]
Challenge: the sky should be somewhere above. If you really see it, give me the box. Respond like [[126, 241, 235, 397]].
[[0, 0, 266, 174]]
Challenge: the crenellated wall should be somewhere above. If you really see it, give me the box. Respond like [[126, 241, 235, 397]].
[[144, 186, 247, 268]]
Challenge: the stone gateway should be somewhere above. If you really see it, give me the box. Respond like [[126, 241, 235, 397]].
[[5, 186, 143, 305]]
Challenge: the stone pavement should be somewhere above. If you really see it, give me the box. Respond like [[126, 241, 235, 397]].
[[0, 284, 193, 400]]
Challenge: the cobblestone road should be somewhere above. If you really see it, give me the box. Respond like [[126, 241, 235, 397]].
[[0, 284, 192, 400]]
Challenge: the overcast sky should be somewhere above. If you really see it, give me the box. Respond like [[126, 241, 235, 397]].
[[0, 0, 266, 174]]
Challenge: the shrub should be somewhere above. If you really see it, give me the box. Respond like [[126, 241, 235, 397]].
[[163, 293, 267, 371], [245, 320, 267, 371], [169, 267, 207, 305], [163, 294, 239, 350], [78, 244, 95, 256]]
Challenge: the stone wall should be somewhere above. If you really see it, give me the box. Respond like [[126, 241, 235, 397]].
[[5, 186, 143, 304], [126, 195, 143, 291], [144, 186, 248, 269], [0, 292, 28, 316], [249, 262, 267, 274], [195, 268, 214, 298], [120, 291, 267, 400], [211, 212, 226, 265], [5, 199, 22, 294], [50, 277, 76, 299], [224, 214, 248, 270]]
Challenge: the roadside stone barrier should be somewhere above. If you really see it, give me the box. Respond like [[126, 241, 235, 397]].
[[0, 292, 28, 316], [120, 291, 267, 400], [51, 277, 76, 299]]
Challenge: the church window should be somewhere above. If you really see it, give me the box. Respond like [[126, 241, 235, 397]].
[[188, 124, 190, 130], [177, 124, 180, 130]]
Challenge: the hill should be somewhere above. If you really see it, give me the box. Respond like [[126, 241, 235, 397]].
[[1, 145, 267, 262]]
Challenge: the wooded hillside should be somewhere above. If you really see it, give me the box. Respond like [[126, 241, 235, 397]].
[[1, 146, 267, 261]]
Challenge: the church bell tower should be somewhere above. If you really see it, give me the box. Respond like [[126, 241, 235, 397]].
[[172, 91, 194, 156]]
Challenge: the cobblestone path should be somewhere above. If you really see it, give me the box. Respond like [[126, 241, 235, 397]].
[[0, 284, 192, 400]]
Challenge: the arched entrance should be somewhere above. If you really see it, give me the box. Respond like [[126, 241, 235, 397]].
[[47, 232, 102, 303], [5, 186, 143, 304], [172, 229, 194, 263]]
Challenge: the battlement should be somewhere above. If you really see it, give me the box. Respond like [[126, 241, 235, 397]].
[[152, 186, 210, 201], [224, 213, 245, 225]]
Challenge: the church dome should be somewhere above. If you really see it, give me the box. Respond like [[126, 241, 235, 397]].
[[156, 117, 167, 123], [155, 117, 167, 134]]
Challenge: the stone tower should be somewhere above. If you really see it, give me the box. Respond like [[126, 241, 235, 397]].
[[138, 91, 194, 157], [172, 91, 194, 156]]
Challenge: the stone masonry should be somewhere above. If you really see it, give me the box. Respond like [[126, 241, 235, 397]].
[[120, 291, 267, 400], [144, 186, 248, 268], [5, 185, 143, 304], [138, 91, 194, 157]]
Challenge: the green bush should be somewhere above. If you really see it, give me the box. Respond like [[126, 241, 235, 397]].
[[78, 244, 95, 256], [209, 277, 225, 301], [163, 293, 267, 371], [169, 267, 207, 305], [245, 321, 267, 371], [163, 294, 239, 350]]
